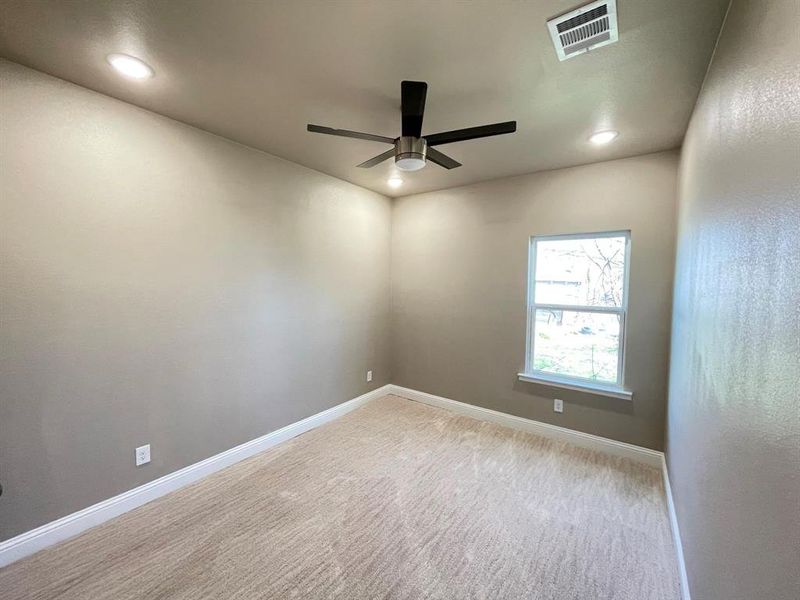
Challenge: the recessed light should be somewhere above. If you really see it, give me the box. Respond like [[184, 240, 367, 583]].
[[589, 130, 618, 145], [388, 177, 403, 189], [106, 54, 154, 80]]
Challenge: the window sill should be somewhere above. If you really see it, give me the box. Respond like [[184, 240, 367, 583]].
[[517, 373, 633, 401]]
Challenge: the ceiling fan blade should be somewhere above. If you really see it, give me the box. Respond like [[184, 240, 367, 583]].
[[426, 147, 462, 169], [356, 149, 396, 168], [425, 121, 517, 146], [401, 81, 428, 138], [307, 124, 395, 145]]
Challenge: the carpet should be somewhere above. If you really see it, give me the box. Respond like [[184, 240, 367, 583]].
[[0, 395, 679, 599]]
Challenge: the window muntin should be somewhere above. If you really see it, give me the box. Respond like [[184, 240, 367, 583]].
[[526, 232, 630, 387]]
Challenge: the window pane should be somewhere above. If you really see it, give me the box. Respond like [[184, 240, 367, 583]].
[[532, 309, 620, 383], [534, 236, 627, 307]]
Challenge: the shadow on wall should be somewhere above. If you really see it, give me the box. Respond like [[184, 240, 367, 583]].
[[513, 380, 635, 416]]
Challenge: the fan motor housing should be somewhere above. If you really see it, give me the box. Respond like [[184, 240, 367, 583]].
[[395, 136, 427, 171]]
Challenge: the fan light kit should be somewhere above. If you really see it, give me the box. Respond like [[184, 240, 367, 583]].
[[308, 81, 517, 172], [590, 130, 618, 145], [107, 54, 154, 79]]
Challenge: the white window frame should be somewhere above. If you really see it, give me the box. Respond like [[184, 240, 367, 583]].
[[520, 230, 632, 400]]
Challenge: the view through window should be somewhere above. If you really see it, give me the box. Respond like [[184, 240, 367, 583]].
[[526, 232, 630, 386]]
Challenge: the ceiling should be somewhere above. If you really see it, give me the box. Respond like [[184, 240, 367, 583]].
[[0, 0, 729, 197]]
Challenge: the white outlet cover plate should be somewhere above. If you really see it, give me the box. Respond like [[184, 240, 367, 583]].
[[135, 444, 151, 466], [366, 370, 373, 382], [554, 399, 564, 413]]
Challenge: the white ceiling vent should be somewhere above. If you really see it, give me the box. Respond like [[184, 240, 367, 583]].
[[547, 0, 618, 61]]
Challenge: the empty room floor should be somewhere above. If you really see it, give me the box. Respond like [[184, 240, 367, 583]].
[[0, 396, 679, 600]]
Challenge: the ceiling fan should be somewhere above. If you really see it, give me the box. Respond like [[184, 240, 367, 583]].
[[307, 81, 517, 172]]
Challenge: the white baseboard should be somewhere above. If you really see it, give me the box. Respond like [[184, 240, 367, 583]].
[[385, 385, 688, 596], [388, 385, 691, 595], [387, 385, 663, 467], [0, 384, 391, 568], [662, 456, 691, 600], [2, 381, 686, 591]]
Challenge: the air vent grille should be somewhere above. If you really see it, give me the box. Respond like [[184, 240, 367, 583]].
[[547, 0, 618, 61], [556, 5, 607, 33]]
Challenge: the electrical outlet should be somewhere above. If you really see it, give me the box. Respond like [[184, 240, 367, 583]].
[[135, 444, 151, 466], [554, 398, 564, 413], [366, 370, 373, 383]]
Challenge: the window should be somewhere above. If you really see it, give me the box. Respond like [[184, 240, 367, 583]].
[[522, 231, 631, 397]]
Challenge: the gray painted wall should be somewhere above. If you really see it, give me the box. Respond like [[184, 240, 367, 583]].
[[391, 151, 678, 450], [666, 0, 800, 598], [0, 61, 392, 541]]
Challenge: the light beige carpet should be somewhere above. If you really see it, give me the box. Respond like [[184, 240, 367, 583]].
[[0, 395, 680, 599]]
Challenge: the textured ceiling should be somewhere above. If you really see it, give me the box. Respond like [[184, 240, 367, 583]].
[[0, 0, 729, 197]]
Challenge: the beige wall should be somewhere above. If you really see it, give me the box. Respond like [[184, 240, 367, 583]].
[[391, 151, 678, 450], [0, 61, 392, 541], [666, 0, 800, 598]]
